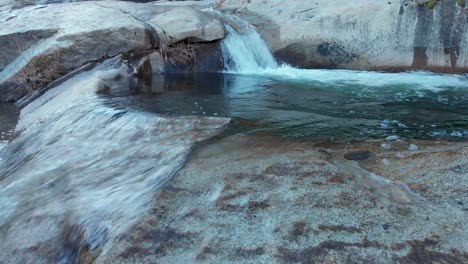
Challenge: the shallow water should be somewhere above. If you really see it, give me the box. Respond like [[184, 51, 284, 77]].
[[0, 65, 230, 262], [101, 71, 468, 140]]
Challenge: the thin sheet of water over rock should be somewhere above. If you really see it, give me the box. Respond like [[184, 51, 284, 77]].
[[0, 60, 230, 263]]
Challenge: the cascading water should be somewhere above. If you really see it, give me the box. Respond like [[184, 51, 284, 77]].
[[221, 25, 278, 73], [215, 18, 468, 139], [220, 24, 468, 91]]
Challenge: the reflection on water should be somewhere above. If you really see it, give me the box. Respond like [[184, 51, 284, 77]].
[[101, 71, 468, 140]]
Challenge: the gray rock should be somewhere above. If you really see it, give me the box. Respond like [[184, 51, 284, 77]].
[[95, 135, 468, 263], [0, 1, 225, 101], [218, 0, 468, 72]]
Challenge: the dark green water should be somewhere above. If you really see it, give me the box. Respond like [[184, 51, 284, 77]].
[[101, 71, 468, 140]]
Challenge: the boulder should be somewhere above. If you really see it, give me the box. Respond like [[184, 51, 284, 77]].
[[0, 1, 225, 101], [147, 6, 225, 45], [218, 0, 468, 72]]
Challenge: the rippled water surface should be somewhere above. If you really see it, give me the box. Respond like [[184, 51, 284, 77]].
[[101, 71, 468, 140]]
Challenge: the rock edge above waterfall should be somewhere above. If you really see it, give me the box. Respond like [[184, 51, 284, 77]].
[[218, 0, 468, 73]]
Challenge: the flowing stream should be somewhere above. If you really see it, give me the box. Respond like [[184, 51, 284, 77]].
[[0, 14, 467, 263], [102, 25, 468, 140], [0, 59, 230, 262]]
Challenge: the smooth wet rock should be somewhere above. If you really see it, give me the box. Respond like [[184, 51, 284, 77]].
[[0, 1, 225, 101], [386, 135, 401, 141], [147, 6, 224, 45], [381, 143, 392, 150]]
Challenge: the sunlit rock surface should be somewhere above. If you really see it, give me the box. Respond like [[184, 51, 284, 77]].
[[218, 0, 468, 72], [95, 135, 468, 263]]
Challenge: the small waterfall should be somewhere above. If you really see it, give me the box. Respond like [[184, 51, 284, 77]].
[[220, 23, 468, 91], [202, 7, 278, 73], [221, 25, 278, 73]]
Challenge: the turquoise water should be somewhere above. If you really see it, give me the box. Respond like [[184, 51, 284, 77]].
[[100, 71, 468, 140]]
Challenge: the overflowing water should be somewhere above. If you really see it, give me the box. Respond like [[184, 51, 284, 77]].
[[0, 60, 229, 262]]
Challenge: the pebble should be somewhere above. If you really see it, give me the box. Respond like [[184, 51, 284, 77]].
[[381, 143, 392, 150], [408, 144, 419, 151], [452, 165, 462, 173]]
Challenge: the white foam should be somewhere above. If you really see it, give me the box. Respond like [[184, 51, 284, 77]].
[[221, 25, 468, 91]]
